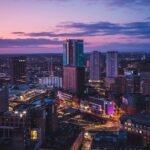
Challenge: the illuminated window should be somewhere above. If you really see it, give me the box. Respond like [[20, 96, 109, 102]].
[[128, 123, 131, 126], [139, 130, 142, 134], [128, 128, 131, 131], [31, 130, 38, 140]]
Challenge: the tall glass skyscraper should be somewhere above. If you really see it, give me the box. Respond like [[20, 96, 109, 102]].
[[63, 39, 84, 67], [106, 51, 118, 77]]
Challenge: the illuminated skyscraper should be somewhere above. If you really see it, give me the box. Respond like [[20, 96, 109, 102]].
[[63, 39, 84, 67], [63, 39, 85, 97], [90, 51, 101, 80], [106, 51, 118, 77]]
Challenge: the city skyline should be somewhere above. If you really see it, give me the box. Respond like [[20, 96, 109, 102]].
[[0, 0, 150, 53]]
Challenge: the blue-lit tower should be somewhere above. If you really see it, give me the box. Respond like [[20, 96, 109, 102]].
[[63, 39, 84, 67]]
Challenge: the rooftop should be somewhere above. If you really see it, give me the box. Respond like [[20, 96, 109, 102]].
[[120, 112, 150, 126]]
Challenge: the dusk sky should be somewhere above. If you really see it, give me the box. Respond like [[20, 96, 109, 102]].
[[0, 0, 150, 53]]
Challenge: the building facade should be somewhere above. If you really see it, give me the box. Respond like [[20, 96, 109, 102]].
[[90, 51, 101, 81], [124, 68, 141, 93], [10, 57, 27, 84], [63, 66, 85, 97], [0, 87, 8, 113], [63, 39, 85, 98], [106, 51, 118, 77], [120, 112, 150, 147], [63, 39, 84, 67], [141, 79, 150, 95]]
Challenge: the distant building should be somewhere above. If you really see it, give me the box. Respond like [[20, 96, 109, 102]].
[[106, 51, 118, 77], [144, 96, 150, 112], [10, 57, 27, 84], [0, 87, 8, 113], [113, 76, 126, 94], [88, 96, 114, 115], [0, 73, 10, 86], [57, 90, 73, 102], [91, 132, 118, 150], [63, 39, 84, 67], [141, 79, 150, 95], [124, 68, 141, 93], [106, 76, 127, 94], [91, 131, 144, 150], [38, 76, 62, 88], [63, 66, 85, 97], [90, 51, 101, 81]]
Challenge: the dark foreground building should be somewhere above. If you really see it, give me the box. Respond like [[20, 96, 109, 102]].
[[120, 112, 150, 148]]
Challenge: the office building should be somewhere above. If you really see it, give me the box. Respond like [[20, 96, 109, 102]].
[[63, 66, 85, 97], [124, 68, 141, 93], [10, 57, 27, 84], [120, 112, 150, 147], [141, 79, 150, 95], [63, 39, 84, 67], [88, 96, 114, 115], [24, 100, 57, 148], [90, 51, 101, 81], [106, 51, 118, 77], [0, 86, 8, 113], [63, 39, 85, 98], [109, 76, 127, 94], [38, 76, 62, 88]]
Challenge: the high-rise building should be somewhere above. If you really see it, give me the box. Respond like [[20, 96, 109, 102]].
[[106, 51, 118, 77], [10, 57, 27, 84], [90, 51, 101, 80], [124, 68, 141, 93], [63, 39, 85, 97], [63, 39, 84, 67], [109, 76, 127, 94], [141, 79, 150, 95], [63, 66, 85, 97]]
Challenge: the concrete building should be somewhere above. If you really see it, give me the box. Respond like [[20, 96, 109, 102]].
[[105, 76, 127, 94], [106, 51, 118, 78], [24, 99, 57, 149], [0, 87, 8, 113], [63, 66, 85, 97], [63, 39, 85, 98], [120, 112, 150, 147], [90, 51, 101, 81], [38, 76, 62, 88], [124, 68, 141, 93], [141, 79, 150, 95], [111, 76, 127, 94], [63, 39, 84, 67], [10, 57, 27, 84], [88, 96, 114, 115]]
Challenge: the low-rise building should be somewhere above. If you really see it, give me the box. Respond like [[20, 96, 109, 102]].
[[120, 112, 150, 147]]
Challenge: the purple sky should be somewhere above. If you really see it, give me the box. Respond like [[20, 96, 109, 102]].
[[0, 0, 150, 53]]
